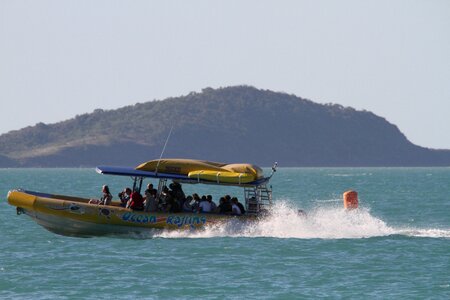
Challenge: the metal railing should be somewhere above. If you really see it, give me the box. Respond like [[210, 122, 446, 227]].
[[245, 185, 272, 215]]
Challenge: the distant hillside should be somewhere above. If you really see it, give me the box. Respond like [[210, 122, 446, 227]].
[[1, 86, 450, 167]]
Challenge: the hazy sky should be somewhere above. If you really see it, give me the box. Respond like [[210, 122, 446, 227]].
[[1, 0, 449, 148]]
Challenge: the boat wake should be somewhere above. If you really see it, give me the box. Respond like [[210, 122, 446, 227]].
[[154, 201, 450, 240]]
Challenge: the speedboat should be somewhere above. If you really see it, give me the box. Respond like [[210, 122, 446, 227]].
[[7, 158, 276, 237]]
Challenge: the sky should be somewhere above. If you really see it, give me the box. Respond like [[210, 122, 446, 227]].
[[1, 0, 449, 148]]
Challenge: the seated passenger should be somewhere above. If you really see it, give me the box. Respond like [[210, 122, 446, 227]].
[[168, 183, 182, 213], [127, 190, 144, 211], [170, 181, 186, 203], [231, 197, 242, 215], [144, 183, 154, 196], [143, 183, 157, 210], [170, 197, 182, 213], [182, 195, 194, 212], [191, 193, 201, 212], [218, 197, 232, 214], [214, 197, 223, 213], [234, 197, 245, 215], [199, 195, 212, 213], [118, 187, 132, 207], [158, 186, 171, 211], [89, 185, 112, 205], [144, 188, 158, 212], [207, 195, 217, 212]]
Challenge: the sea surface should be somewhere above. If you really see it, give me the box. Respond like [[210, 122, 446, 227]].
[[0, 168, 449, 299]]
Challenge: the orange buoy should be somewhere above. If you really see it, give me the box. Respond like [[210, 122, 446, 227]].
[[343, 190, 358, 210]]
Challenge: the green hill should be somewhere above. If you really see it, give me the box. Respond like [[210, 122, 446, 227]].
[[1, 86, 449, 167]]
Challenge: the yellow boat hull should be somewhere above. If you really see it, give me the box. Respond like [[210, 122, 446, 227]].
[[7, 190, 253, 237]]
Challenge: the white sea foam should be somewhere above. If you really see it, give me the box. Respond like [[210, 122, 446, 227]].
[[327, 173, 372, 177], [395, 228, 450, 239], [154, 200, 450, 240]]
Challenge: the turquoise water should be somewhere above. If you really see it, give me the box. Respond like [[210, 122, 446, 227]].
[[0, 168, 449, 299]]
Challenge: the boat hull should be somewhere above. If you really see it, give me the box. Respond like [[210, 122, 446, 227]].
[[8, 190, 253, 237]]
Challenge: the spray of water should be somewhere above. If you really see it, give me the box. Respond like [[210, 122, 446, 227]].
[[152, 200, 450, 240]]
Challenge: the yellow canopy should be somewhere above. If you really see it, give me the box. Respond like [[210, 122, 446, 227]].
[[136, 158, 264, 183]]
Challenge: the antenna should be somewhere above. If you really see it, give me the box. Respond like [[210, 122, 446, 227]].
[[155, 124, 174, 175], [272, 161, 278, 173], [269, 161, 278, 179]]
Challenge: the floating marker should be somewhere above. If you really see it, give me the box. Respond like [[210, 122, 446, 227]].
[[343, 190, 358, 209]]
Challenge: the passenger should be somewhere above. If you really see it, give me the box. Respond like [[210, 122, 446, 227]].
[[231, 197, 242, 215], [160, 186, 172, 212], [118, 187, 132, 207], [191, 193, 201, 212], [207, 195, 217, 212], [89, 185, 113, 205], [218, 197, 232, 214], [214, 197, 223, 213], [144, 183, 154, 195], [168, 183, 176, 194], [143, 183, 155, 210], [224, 195, 233, 213], [234, 197, 246, 215], [199, 195, 212, 213], [127, 190, 144, 211], [144, 188, 158, 212], [168, 183, 182, 213], [182, 195, 194, 212], [170, 182, 186, 203], [171, 197, 181, 213]]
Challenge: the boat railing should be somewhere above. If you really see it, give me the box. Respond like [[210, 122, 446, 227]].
[[244, 184, 272, 215]]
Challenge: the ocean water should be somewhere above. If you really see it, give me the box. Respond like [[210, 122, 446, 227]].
[[0, 168, 449, 299]]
